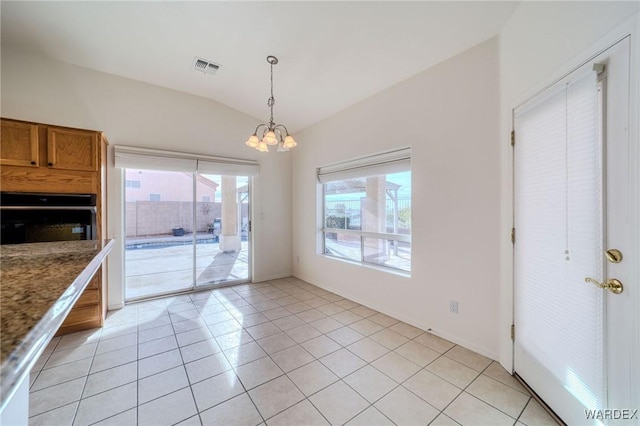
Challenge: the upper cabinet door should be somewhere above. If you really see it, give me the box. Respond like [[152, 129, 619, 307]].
[[0, 119, 39, 167], [47, 127, 99, 172]]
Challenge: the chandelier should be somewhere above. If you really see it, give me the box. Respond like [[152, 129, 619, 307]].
[[245, 56, 297, 152]]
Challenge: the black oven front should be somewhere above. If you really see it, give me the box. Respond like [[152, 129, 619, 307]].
[[0, 192, 97, 245]]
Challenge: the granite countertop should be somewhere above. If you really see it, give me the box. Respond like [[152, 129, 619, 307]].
[[0, 239, 114, 407]]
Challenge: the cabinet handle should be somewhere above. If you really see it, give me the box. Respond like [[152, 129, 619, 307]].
[[30, 161, 36, 165], [48, 162, 53, 167]]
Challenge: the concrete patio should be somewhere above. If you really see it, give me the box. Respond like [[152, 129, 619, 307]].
[[324, 238, 411, 272], [125, 233, 249, 300]]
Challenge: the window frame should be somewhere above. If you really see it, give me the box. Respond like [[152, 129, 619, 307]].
[[320, 164, 411, 274]]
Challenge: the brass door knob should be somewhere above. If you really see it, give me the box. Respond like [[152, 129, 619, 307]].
[[584, 277, 623, 294]]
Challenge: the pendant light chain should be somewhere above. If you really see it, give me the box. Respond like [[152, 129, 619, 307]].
[[268, 60, 275, 126]]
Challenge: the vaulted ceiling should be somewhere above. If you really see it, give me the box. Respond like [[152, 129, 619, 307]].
[[1, 1, 519, 132]]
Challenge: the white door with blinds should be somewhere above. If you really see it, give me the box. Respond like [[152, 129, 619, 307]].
[[513, 37, 633, 424]]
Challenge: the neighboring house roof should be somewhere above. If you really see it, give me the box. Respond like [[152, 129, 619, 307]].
[[194, 174, 219, 191]]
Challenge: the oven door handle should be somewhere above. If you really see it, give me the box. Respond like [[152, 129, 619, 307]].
[[0, 206, 97, 212]]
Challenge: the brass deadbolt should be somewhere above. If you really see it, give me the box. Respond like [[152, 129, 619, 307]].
[[605, 249, 623, 263]]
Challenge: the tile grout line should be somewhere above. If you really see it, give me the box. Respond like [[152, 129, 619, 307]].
[[517, 398, 537, 426], [514, 396, 534, 425], [335, 330, 449, 425], [164, 296, 202, 424], [436, 355, 526, 425], [335, 324, 493, 424], [231, 281, 415, 423], [169, 297, 203, 423], [463, 358, 534, 422], [211, 281, 343, 423], [66, 331, 101, 426], [202, 286, 270, 424], [243, 282, 391, 423], [68, 316, 127, 424], [221, 285, 304, 425], [232, 282, 347, 425], [195, 284, 289, 423], [169, 300, 205, 426]]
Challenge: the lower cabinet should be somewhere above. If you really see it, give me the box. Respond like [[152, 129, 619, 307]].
[[56, 268, 104, 336]]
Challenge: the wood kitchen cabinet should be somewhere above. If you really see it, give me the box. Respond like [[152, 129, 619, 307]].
[[1, 119, 99, 173], [1, 119, 105, 195], [1, 117, 109, 336], [0, 120, 39, 167], [47, 127, 99, 172]]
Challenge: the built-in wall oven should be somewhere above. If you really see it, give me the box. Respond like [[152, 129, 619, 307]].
[[0, 192, 97, 245]]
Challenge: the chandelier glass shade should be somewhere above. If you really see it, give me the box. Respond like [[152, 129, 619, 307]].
[[245, 56, 297, 152]]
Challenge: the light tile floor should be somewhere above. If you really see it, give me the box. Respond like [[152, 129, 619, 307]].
[[29, 277, 558, 425]]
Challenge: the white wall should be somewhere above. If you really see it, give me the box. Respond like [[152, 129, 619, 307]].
[[292, 37, 501, 358], [498, 1, 640, 371], [1, 48, 293, 308]]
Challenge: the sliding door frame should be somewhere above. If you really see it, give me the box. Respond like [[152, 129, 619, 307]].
[[122, 170, 252, 303], [193, 173, 252, 291]]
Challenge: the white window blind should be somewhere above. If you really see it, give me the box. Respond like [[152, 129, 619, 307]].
[[114, 146, 259, 176], [197, 159, 259, 177], [114, 147, 196, 172], [514, 68, 604, 410], [317, 147, 411, 183]]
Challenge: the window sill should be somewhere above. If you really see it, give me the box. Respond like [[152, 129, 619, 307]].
[[321, 253, 411, 278]]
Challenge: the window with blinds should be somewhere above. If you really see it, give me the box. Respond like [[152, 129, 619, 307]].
[[317, 148, 411, 273]]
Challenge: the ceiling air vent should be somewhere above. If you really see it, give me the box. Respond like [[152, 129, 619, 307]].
[[192, 57, 220, 75]]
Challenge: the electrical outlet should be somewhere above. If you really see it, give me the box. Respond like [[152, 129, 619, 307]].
[[296, 255, 300, 263], [450, 300, 459, 314]]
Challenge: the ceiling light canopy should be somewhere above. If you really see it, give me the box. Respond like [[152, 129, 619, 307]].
[[245, 56, 297, 153]]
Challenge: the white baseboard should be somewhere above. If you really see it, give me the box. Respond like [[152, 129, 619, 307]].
[[252, 272, 292, 283], [107, 302, 125, 311], [294, 273, 499, 361], [427, 328, 499, 361]]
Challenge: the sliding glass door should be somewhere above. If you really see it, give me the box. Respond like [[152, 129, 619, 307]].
[[124, 168, 250, 301], [124, 169, 195, 299], [195, 174, 250, 287]]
